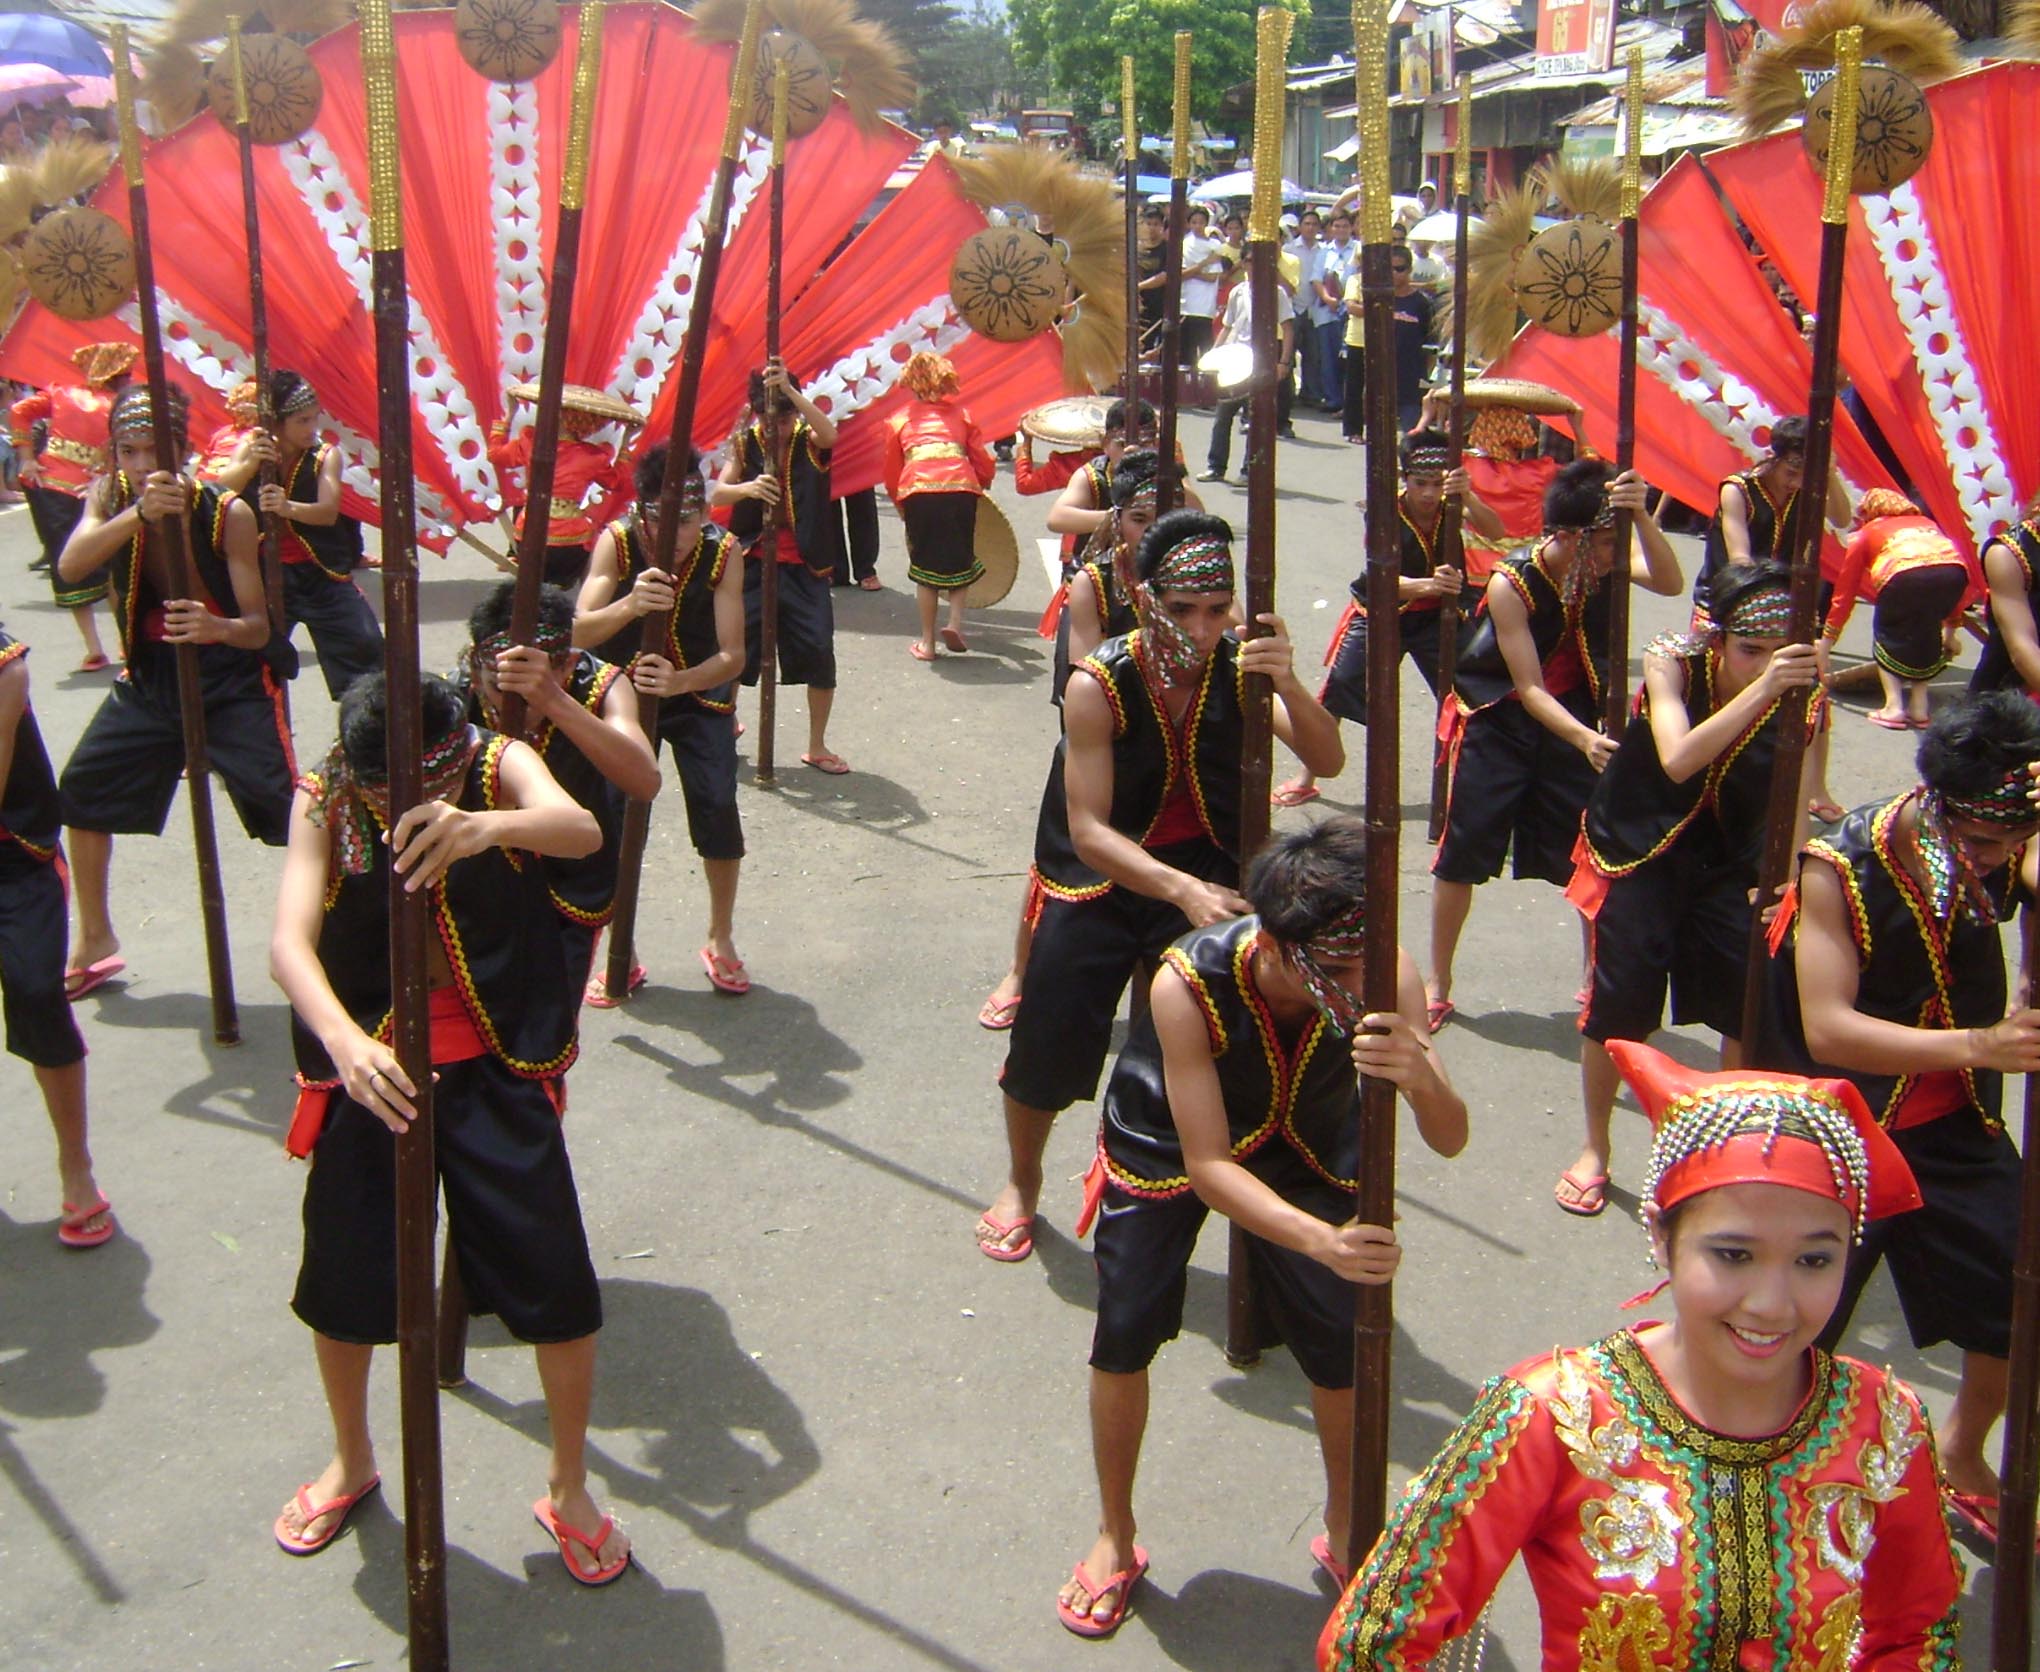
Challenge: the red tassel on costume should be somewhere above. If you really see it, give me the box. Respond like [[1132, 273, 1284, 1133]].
[[1075, 1144, 1109, 1240], [285, 1080, 336, 1160], [1037, 580, 1069, 639], [1766, 878, 1800, 957]]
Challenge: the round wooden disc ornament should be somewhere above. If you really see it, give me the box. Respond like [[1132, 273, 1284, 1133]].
[[455, 0, 562, 83], [949, 226, 1067, 344], [22, 206, 135, 321], [207, 32, 323, 145], [963, 494, 1019, 608], [752, 30, 831, 139], [1803, 65, 1932, 196], [1512, 216, 1622, 340]]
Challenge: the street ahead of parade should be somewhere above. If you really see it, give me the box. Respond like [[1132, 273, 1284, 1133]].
[[0, 395, 2015, 1670]]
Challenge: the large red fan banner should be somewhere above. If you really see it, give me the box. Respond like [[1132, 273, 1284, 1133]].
[[1494, 66, 2040, 572], [0, 3, 1068, 539]]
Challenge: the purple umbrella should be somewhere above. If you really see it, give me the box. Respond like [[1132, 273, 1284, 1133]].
[[0, 15, 110, 78]]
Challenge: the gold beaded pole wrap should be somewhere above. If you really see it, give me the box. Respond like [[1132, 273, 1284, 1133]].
[[1426, 69, 1474, 841], [757, 57, 791, 783], [1155, 31, 1193, 511], [1346, 0, 1402, 1578], [1121, 56, 1143, 430], [1737, 26, 1861, 1059], [356, 0, 451, 1661], [108, 24, 241, 1049], [1601, 43, 1647, 735], [224, 15, 291, 662], [605, 0, 766, 1003]]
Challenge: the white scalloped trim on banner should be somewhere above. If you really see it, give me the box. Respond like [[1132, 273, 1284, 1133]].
[[794, 297, 972, 430], [281, 128, 499, 514], [1862, 183, 2018, 552], [606, 137, 771, 411], [1635, 294, 1866, 502], [489, 81, 546, 397]]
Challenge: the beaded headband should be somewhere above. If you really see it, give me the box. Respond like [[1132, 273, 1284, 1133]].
[[1400, 436, 1451, 477], [1149, 533, 1235, 595], [308, 724, 483, 876], [475, 621, 573, 661], [1720, 585, 1794, 639], [275, 377, 320, 418], [108, 384, 188, 443], [1939, 768, 2037, 829], [1277, 900, 1368, 1034], [1644, 1082, 1871, 1241]]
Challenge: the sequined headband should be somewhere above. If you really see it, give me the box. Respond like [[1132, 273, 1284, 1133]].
[[1123, 478, 1159, 511], [1645, 1082, 1872, 1241], [309, 724, 483, 876], [1720, 587, 1794, 639], [276, 380, 319, 418], [1940, 769, 2037, 829], [108, 386, 186, 442], [1279, 900, 1368, 1034], [476, 621, 573, 660], [1149, 534, 1235, 595], [645, 474, 706, 520]]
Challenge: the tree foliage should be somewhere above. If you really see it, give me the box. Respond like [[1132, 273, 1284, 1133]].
[[1008, 0, 1308, 130]]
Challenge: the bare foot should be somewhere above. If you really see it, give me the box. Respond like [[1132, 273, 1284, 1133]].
[[276, 1455, 379, 1548], [1058, 1530, 1143, 1627], [546, 1481, 631, 1579]]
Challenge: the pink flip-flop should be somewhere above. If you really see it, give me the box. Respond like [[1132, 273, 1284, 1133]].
[[908, 641, 937, 663], [57, 1195, 116, 1249], [583, 964, 647, 1010], [1425, 997, 1455, 1034], [1272, 780, 1321, 807], [274, 1474, 381, 1556], [532, 1496, 631, 1586], [939, 626, 968, 654], [977, 993, 1021, 1031], [1309, 1531, 1351, 1589], [1056, 1546, 1149, 1638], [801, 751, 851, 775], [975, 1212, 1034, 1262], [699, 946, 751, 995], [64, 956, 125, 1002], [1554, 1169, 1609, 1218]]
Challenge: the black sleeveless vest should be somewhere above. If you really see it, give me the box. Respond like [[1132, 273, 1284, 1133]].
[[1453, 546, 1610, 714], [1972, 522, 2040, 695], [727, 420, 833, 575], [1697, 470, 1796, 619], [461, 654, 627, 925], [289, 733, 579, 1084], [1101, 916, 1359, 1197], [105, 475, 242, 667], [1583, 640, 1788, 880], [0, 634, 61, 858], [278, 445, 365, 579], [1755, 794, 2023, 1130], [1033, 633, 1245, 895], [594, 517, 736, 715], [1351, 502, 1445, 616]]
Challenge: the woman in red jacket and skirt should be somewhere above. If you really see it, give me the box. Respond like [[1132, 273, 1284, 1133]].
[[884, 352, 996, 662]]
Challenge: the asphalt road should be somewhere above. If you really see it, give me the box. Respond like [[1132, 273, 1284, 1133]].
[[0, 399, 2023, 1671]]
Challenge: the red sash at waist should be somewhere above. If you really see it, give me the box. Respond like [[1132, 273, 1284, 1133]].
[[284, 988, 491, 1158]]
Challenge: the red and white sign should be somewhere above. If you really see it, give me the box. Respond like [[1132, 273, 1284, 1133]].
[[1535, 0, 1616, 77]]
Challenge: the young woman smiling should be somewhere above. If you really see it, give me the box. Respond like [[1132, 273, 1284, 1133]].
[[1320, 1041, 1963, 1672]]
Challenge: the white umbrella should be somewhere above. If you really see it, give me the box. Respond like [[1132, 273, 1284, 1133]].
[[1188, 169, 1304, 202], [1406, 209, 1562, 244]]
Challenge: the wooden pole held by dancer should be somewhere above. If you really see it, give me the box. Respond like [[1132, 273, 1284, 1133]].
[[225, 18, 288, 655], [605, 0, 766, 1003], [1120, 56, 1142, 427], [1346, 0, 1401, 1575], [1155, 32, 1191, 513], [758, 58, 789, 785], [1224, 6, 1292, 1374], [1738, 29, 1861, 1051], [358, 2, 450, 1663], [1426, 73, 1472, 844], [498, 2, 605, 742], [1994, 916, 2040, 1668], [1601, 47, 1645, 736], [110, 26, 239, 1048]]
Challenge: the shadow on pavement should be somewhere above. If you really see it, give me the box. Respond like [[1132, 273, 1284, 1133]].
[[744, 759, 988, 869], [0, 1210, 159, 1604], [80, 990, 295, 1141], [617, 982, 861, 1117], [1133, 1569, 1341, 1672], [1447, 1005, 1581, 1065]]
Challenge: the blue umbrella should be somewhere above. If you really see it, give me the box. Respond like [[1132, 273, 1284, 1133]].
[[0, 15, 110, 78]]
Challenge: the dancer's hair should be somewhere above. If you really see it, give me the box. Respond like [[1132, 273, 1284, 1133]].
[[468, 581, 575, 647], [633, 442, 699, 505], [1110, 447, 1167, 509], [338, 672, 467, 781], [1543, 457, 1615, 532], [1918, 692, 2040, 798], [1247, 816, 1370, 945], [1768, 416, 1808, 459], [1104, 398, 1157, 437]]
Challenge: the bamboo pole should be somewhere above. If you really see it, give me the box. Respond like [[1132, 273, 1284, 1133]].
[[757, 58, 789, 785], [224, 19, 288, 659], [497, 3, 605, 741], [1345, 0, 1401, 1576], [1737, 30, 1861, 1051], [109, 27, 239, 1048], [1154, 33, 1190, 513], [1121, 56, 1141, 425], [358, 4, 449, 1660], [1426, 73, 1471, 844], [604, 0, 766, 1004], [1601, 47, 1645, 736], [1994, 908, 2040, 1668]]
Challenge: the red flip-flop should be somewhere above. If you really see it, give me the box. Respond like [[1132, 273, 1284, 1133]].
[[57, 1195, 116, 1249], [1056, 1546, 1149, 1638], [908, 641, 937, 663], [1554, 1169, 1609, 1218], [64, 956, 125, 1001], [699, 946, 751, 995], [77, 652, 109, 672], [274, 1474, 381, 1556], [975, 1212, 1034, 1262], [532, 1496, 631, 1587], [1866, 712, 1911, 731], [1425, 997, 1455, 1034], [584, 964, 647, 1009], [977, 992, 1021, 1030], [1271, 780, 1321, 807], [1309, 1531, 1351, 1589], [939, 626, 968, 654]]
